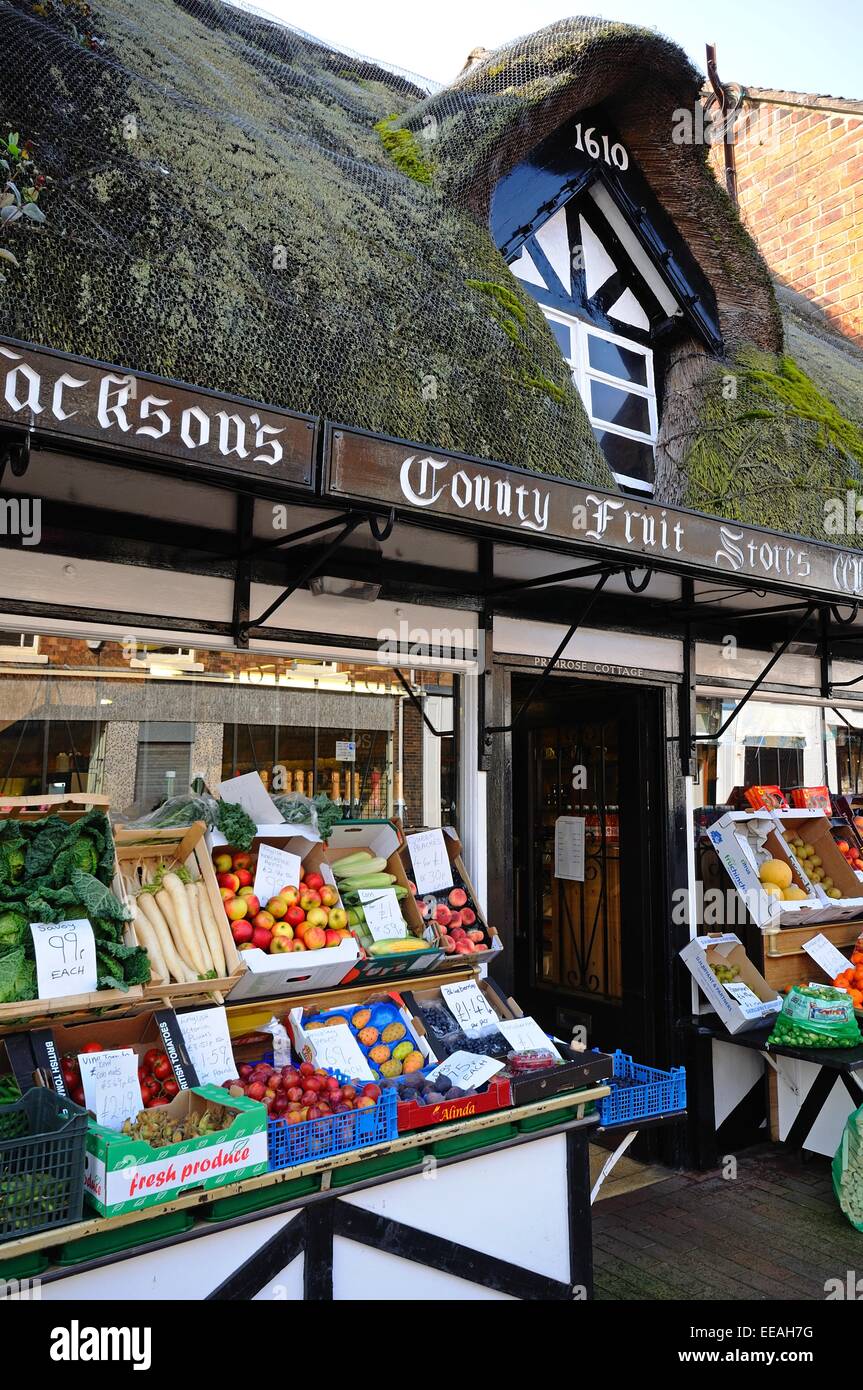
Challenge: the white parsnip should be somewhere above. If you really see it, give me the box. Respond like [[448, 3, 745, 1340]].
[[193, 882, 226, 976], [155, 888, 196, 974], [162, 872, 207, 976], [185, 880, 214, 974], [136, 891, 194, 983], [131, 900, 169, 985]]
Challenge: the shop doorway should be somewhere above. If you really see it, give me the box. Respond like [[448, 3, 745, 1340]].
[[512, 678, 666, 1060]]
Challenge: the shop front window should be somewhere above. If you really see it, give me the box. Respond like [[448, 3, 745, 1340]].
[[694, 696, 825, 809], [0, 636, 458, 830]]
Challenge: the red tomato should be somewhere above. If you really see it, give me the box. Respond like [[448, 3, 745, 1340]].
[[148, 1098, 170, 1107], [153, 1057, 173, 1082], [161, 1078, 180, 1099], [141, 1079, 160, 1100], [143, 1049, 164, 1071], [71, 1085, 86, 1106], [81, 1042, 103, 1054]]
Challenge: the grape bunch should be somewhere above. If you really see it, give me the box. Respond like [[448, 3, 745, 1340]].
[[709, 963, 739, 984]]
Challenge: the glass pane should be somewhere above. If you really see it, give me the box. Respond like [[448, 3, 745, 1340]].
[[590, 379, 651, 434], [547, 317, 572, 359], [535, 720, 622, 1001], [593, 429, 655, 485], [587, 333, 648, 385]]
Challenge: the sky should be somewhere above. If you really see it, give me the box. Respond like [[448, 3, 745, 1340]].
[[234, 0, 861, 97]]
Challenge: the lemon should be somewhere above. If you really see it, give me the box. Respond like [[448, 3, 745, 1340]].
[[759, 858, 793, 890], [782, 885, 809, 901]]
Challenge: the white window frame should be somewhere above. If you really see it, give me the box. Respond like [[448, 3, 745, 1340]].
[[541, 308, 657, 494]]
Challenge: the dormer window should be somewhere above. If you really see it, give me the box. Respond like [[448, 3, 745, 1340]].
[[492, 109, 721, 495], [541, 311, 656, 493]]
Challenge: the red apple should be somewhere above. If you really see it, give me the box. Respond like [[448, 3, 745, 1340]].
[[232, 852, 253, 870], [252, 909, 275, 932], [285, 904, 306, 928], [267, 896, 288, 920], [213, 853, 233, 873], [251, 926, 273, 951], [299, 1061, 315, 1076], [286, 1086, 304, 1103], [304, 871, 324, 892], [362, 1083, 381, 1100], [304, 925, 327, 951], [225, 896, 249, 921], [270, 935, 293, 954], [238, 890, 260, 916], [323, 928, 342, 948], [217, 871, 240, 893], [231, 919, 254, 944], [319, 885, 339, 908], [299, 889, 322, 911], [247, 1081, 266, 1101], [235, 868, 253, 888], [280, 886, 300, 906]]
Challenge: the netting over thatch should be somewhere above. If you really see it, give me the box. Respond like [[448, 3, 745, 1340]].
[[2, 0, 863, 543]]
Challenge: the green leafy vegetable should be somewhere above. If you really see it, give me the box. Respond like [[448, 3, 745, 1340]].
[[0, 909, 27, 950], [217, 800, 257, 851], [0, 948, 34, 1004]]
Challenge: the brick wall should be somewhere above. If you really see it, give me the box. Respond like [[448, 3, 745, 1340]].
[[710, 92, 863, 343]]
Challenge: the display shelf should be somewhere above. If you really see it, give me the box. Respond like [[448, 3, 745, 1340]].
[[0, 1082, 609, 1261]]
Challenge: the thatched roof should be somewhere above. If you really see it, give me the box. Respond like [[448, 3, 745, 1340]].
[[2, 0, 862, 543]]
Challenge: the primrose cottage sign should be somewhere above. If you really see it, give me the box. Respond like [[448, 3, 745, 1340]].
[[0, 340, 315, 486], [328, 427, 863, 600]]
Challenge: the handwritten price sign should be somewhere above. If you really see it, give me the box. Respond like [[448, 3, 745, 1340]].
[[79, 1048, 141, 1129], [30, 918, 97, 998], [177, 1007, 235, 1088], [441, 980, 499, 1035]]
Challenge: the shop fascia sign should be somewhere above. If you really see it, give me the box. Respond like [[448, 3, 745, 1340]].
[[0, 338, 316, 487], [327, 425, 863, 600]]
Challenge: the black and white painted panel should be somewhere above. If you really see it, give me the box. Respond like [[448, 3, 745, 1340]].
[[38, 1210, 304, 1301], [776, 1057, 863, 1157], [338, 1135, 571, 1286]]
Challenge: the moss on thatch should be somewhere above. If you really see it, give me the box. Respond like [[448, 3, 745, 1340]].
[[374, 115, 434, 184]]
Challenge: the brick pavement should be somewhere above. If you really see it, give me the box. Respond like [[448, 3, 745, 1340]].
[[593, 1147, 863, 1300]]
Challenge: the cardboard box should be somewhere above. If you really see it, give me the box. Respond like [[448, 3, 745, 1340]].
[[706, 810, 863, 930], [400, 826, 503, 968], [773, 811, 863, 921], [402, 975, 609, 1103], [680, 934, 782, 1034], [325, 822, 446, 985], [788, 786, 832, 813], [224, 848, 361, 1001], [395, 1076, 513, 1131], [29, 1008, 199, 1096], [83, 1085, 269, 1217]]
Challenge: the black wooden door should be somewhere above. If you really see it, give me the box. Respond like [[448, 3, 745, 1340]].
[[512, 679, 665, 1059]]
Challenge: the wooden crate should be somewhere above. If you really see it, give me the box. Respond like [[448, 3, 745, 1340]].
[[0, 795, 144, 1033], [761, 919, 861, 994], [114, 822, 245, 1007]]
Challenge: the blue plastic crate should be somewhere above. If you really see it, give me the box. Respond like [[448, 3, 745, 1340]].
[[266, 1079, 397, 1171], [597, 1051, 686, 1126]]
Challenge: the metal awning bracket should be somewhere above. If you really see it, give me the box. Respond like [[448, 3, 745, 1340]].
[[482, 568, 616, 746]]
